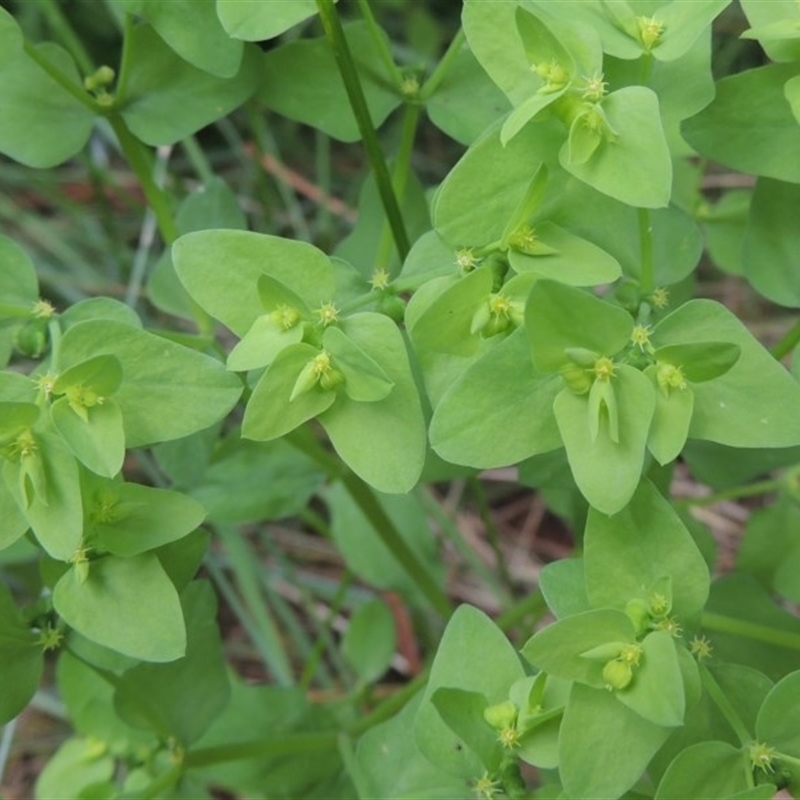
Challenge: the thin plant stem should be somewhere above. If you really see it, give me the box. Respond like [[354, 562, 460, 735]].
[[299, 571, 353, 691], [107, 115, 179, 244], [378, 102, 422, 272], [356, 0, 403, 86], [316, 0, 410, 261], [468, 476, 514, 592], [674, 477, 783, 509], [420, 28, 466, 101], [37, 0, 95, 75], [701, 612, 800, 651], [0, 719, 17, 789], [699, 663, 751, 745], [315, 129, 333, 241], [181, 135, 215, 184], [286, 428, 452, 619], [771, 317, 800, 361], [185, 731, 338, 767], [214, 525, 295, 686], [124, 145, 171, 309], [204, 550, 294, 686], [497, 589, 547, 632], [416, 486, 511, 606], [22, 40, 98, 112], [246, 107, 313, 242], [638, 207, 654, 293]]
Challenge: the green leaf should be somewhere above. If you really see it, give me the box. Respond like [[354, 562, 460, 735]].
[[0, 585, 43, 724], [326, 483, 444, 605], [173, 230, 335, 337], [84, 477, 205, 556], [539, 557, 591, 619], [433, 118, 560, 247], [227, 314, 305, 372], [652, 300, 800, 448], [526, 280, 633, 373], [558, 682, 670, 800], [319, 314, 426, 493], [682, 63, 800, 183], [430, 329, 563, 468], [259, 21, 400, 142], [323, 326, 394, 402], [554, 366, 655, 514], [702, 575, 800, 681], [34, 738, 115, 800], [217, 0, 320, 41], [356, 693, 468, 800], [654, 342, 741, 383], [508, 222, 622, 286], [425, 45, 511, 146], [616, 631, 685, 727], [112, 0, 243, 77], [3, 429, 83, 561], [0, 234, 38, 310], [414, 605, 525, 778], [462, 0, 540, 106], [408, 268, 494, 357], [190, 436, 323, 525], [561, 87, 672, 208], [743, 178, 800, 307], [119, 23, 260, 146], [0, 479, 28, 552], [521, 608, 637, 688], [646, 375, 694, 465], [51, 397, 125, 478], [584, 479, 710, 618], [756, 670, 800, 783], [242, 343, 337, 441], [53, 553, 186, 662], [148, 178, 248, 321], [57, 320, 242, 448], [647, 0, 732, 62], [655, 740, 754, 800], [113, 581, 230, 744], [741, 0, 800, 62], [431, 687, 499, 772], [0, 41, 94, 167], [342, 599, 396, 686]]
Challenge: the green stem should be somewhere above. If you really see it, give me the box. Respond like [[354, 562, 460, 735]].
[[356, 0, 403, 86], [107, 115, 179, 244], [420, 28, 466, 101], [468, 476, 514, 591], [698, 663, 751, 745], [771, 317, 800, 360], [299, 571, 353, 691], [316, 0, 410, 262], [416, 486, 511, 605], [347, 671, 428, 736], [285, 429, 452, 619], [209, 526, 295, 686], [342, 472, 453, 619], [674, 477, 783, 508], [702, 612, 800, 651], [496, 590, 547, 632], [22, 40, 98, 113], [376, 102, 421, 273], [138, 764, 183, 800], [638, 207, 654, 293], [37, 0, 95, 75], [184, 731, 338, 767], [181, 135, 215, 184]]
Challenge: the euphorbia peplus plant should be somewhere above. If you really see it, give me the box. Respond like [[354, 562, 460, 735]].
[[2, 0, 800, 798]]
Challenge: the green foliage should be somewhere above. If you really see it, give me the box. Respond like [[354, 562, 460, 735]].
[[2, 1, 800, 799]]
